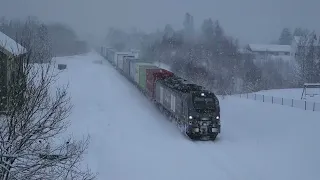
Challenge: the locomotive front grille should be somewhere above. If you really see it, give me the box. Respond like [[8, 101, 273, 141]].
[[199, 121, 210, 126], [200, 127, 207, 133]]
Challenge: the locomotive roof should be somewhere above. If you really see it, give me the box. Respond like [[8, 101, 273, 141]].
[[160, 75, 203, 93]]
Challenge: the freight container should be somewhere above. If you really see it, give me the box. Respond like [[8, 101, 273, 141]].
[[129, 60, 137, 81], [137, 64, 158, 90], [123, 57, 139, 78], [146, 68, 173, 98], [120, 55, 135, 72], [134, 63, 154, 85], [115, 52, 132, 69], [106, 49, 116, 63], [110, 50, 119, 65], [129, 59, 144, 82], [123, 57, 131, 77]]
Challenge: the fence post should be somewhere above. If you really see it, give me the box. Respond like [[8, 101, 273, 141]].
[[291, 99, 294, 107], [281, 98, 283, 105], [313, 102, 316, 111], [263, 95, 264, 102], [272, 96, 273, 104], [305, 101, 307, 110]]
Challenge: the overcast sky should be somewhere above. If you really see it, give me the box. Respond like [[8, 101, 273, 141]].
[[1, 0, 319, 45]]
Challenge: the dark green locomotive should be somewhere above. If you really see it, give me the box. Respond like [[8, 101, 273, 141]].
[[155, 76, 221, 141]]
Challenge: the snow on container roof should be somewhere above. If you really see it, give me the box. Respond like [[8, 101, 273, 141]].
[[248, 44, 291, 53], [0, 31, 27, 56], [153, 62, 171, 72], [116, 51, 133, 55]]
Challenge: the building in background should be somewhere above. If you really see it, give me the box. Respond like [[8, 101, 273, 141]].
[[246, 44, 292, 64], [0, 30, 27, 113]]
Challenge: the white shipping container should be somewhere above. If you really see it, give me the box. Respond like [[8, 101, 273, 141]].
[[118, 55, 135, 70], [129, 61, 136, 81], [134, 63, 141, 83], [115, 52, 132, 68], [117, 54, 124, 70], [112, 53, 117, 64], [122, 56, 134, 71]]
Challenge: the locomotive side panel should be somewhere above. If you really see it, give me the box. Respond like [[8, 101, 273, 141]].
[[155, 80, 185, 118]]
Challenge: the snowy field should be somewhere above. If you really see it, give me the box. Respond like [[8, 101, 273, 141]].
[[52, 51, 320, 180], [257, 88, 320, 102]]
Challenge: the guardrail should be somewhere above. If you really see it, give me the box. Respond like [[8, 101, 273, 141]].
[[237, 93, 320, 112]]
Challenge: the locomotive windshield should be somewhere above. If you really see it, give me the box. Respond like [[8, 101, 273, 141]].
[[192, 96, 215, 111]]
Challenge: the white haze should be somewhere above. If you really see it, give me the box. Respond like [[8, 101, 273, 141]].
[[1, 0, 319, 45]]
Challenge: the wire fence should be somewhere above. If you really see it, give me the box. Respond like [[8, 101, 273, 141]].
[[237, 93, 320, 112]]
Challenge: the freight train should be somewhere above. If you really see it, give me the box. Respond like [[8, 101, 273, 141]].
[[99, 46, 221, 141]]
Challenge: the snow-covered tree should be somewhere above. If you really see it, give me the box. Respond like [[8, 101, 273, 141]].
[[293, 27, 309, 37], [183, 13, 195, 42], [295, 31, 320, 84], [0, 29, 95, 180], [278, 28, 292, 45]]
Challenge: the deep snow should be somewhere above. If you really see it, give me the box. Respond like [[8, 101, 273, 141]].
[[53, 51, 320, 180]]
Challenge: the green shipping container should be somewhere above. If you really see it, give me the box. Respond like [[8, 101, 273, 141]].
[[134, 63, 151, 84], [137, 63, 157, 90]]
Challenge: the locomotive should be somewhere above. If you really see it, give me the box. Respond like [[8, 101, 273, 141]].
[[99, 46, 221, 141], [155, 76, 220, 140]]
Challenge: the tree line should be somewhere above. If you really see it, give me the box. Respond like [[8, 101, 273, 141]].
[[0, 16, 89, 62], [104, 13, 320, 95]]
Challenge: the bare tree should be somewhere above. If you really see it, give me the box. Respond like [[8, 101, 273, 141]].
[[0, 32, 95, 179]]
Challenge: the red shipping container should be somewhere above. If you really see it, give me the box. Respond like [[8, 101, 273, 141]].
[[146, 68, 173, 99]]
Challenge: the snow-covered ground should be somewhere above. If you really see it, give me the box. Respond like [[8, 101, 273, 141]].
[[257, 88, 320, 102], [53, 51, 320, 180]]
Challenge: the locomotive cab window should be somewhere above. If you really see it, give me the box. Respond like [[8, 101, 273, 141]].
[[192, 96, 215, 110]]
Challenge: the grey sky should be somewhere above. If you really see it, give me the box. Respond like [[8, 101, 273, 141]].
[[1, 0, 319, 45]]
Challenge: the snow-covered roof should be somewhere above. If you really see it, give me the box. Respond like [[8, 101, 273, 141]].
[[304, 83, 320, 87], [248, 44, 291, 52], [0, 31, 27, 56], [115, 51, 133, 55]]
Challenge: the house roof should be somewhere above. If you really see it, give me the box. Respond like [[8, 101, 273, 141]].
[[0, 31, 27, 56], [248, 44, 291, 52]]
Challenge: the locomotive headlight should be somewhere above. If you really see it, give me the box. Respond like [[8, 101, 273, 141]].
[[201, 93, 205, 96], [216, 116, 220, 120], [188, 116, 193, 119]]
